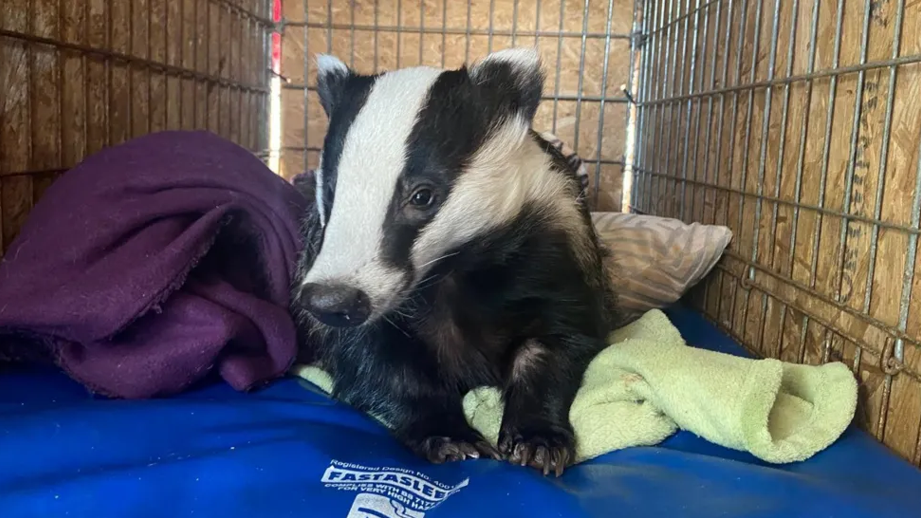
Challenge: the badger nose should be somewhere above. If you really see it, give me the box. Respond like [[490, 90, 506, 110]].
[[298, 283, 371, 327]]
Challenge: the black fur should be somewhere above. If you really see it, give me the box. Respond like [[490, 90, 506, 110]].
[[295, 54, 618, 476], [469, 56, 544, 122], [316, 60, 353, 116], [316, 73, 378, 225], [379, 66, 537, 274]]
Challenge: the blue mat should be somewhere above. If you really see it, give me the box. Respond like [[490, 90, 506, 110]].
[[2, 306, 920, 518]]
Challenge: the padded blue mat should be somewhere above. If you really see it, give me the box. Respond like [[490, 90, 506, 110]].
[[2, 306, 920, 518]]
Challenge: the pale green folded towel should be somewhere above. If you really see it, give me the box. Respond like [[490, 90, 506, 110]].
[[294, 309, 858, 464]]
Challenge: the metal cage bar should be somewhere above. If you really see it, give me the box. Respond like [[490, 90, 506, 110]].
[[281, 0, 625, 211], [282, 22, 634, 40], [633, 0, 921, 465], [5, 0, 919, 470]]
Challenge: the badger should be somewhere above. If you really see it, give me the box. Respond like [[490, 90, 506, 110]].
[[292, 48, 619, 477]]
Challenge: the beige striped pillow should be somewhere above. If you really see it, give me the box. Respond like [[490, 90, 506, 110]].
[[592, 212, 732, 319]]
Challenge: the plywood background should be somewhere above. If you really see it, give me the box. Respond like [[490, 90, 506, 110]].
[[632, 0, 921, 467], [278, 0, 637, 212], [0, 0, 273, 257]]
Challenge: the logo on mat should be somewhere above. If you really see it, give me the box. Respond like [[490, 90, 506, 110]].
[[321, 460, 469, 517]]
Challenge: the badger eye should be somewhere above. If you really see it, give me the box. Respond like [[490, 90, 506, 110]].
[[409, 188, 435, 208]]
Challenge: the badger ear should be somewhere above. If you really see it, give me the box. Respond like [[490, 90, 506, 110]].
[[468, 48, 544, 123], [316, 54, 351, 117]]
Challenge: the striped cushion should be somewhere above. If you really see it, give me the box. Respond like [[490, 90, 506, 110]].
[[592, 212, 732, 318]]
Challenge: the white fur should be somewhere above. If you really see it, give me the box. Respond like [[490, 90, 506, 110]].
[[303, 65, 444, 315], [411, 117, 585, 282], [314, 54, 348, 230], [306, 49, 583, 320], [315, 153, 326, 227], [316, 54, 349, 78]]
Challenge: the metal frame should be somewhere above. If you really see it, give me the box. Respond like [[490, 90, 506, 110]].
[[277, 0, 921, 460], [284, 0, 632, 201], [631, 0, 921, 457], [4, 0, 921, 466]]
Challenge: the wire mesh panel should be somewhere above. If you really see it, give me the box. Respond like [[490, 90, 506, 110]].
[[0, 0, 274, 256], [631, 0, 921, 466], [276, 0, 637, 212]]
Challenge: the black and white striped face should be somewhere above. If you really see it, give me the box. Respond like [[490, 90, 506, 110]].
[[297, 48, 568, 328]]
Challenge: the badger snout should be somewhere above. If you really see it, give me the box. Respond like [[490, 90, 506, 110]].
[[298, 282, 371, 327]]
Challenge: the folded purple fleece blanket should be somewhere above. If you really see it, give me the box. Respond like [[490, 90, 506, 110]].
[[0, 131, 310, 398]]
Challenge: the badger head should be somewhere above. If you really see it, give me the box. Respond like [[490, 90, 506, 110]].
[[295, 48, 573, 328]]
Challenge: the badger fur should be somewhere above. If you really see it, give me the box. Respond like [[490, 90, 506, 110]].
[[292, 48, 619, 476]]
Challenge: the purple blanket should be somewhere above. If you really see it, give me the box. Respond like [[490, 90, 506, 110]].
[[0, 131, 309, 398]]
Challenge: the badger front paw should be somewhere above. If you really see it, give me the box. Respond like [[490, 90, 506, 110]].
[[404, 433, 502, 464], [498, 423, 575, 477]]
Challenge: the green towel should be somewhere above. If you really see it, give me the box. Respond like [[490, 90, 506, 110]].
[[294, 309, 858, 464]]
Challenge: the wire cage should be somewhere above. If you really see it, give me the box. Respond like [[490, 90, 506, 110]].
[[276, 0, 636, 213], [0, 0, 275, 255], [4, 0, 921, 470], [631, 0, 921, 467], [280, 0, 921, 468]]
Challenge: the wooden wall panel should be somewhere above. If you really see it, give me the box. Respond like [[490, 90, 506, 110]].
[[0, 0, 273, 256], [633, 0, 921, 468]]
